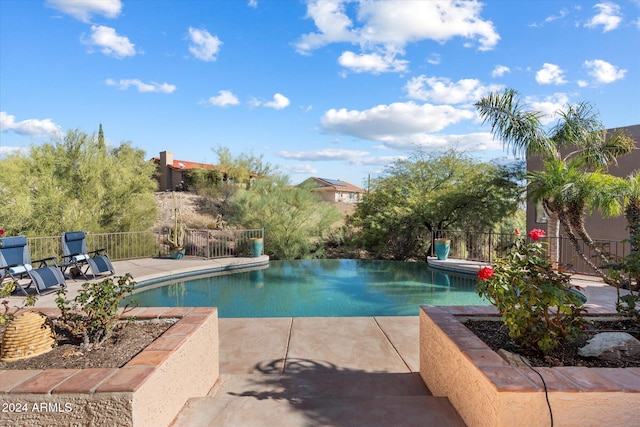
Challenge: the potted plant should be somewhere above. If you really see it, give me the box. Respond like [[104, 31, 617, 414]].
[[166, 193, 186, 259]]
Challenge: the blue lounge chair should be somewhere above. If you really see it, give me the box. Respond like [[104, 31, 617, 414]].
[[0, 236, 66, 295], [61, 231, 115, 280]]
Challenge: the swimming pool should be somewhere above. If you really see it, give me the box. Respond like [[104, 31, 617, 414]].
[[125, 259, 489, 317]]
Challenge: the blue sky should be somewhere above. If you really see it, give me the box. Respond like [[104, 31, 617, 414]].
[[1, 0, 638, 188]]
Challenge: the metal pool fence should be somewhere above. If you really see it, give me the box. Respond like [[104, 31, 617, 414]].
[[431, 229, 629, 276], [25, 228, 264, 263]]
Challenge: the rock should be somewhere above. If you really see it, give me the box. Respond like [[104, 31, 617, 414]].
[[497, 348, 531, 367], [578, 332, 640, 360]]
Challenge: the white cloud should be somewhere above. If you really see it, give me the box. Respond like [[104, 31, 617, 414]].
[[492, 65, 511, 78], [105, 78, 176, 93], [46, 0, 122, 22], [295, 0, 499, 74], [278, 148, 401, 166], [535, 63, 567, 85], [338, 50, 408, 74], [0, 146, 28, 157], [252, 93, 290, 110], [404, 76, 502, 104], [545, 8, 569, 23], [525, 93, 569, 125], [84, 25, 136, 58], [295, 0, 358, 53], [278, 148, 370, 161], [188, 27, 222, 62], [205, 90, 240, 107], [585, 2, 622, 32], [584, 59, 627, 83], [0, 111, 62, 137], [320, 101, 475, 148], [285, 163, 317, 174], [427, 53, 441, 65]]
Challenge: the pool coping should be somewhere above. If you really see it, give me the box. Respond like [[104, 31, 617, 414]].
[[133, 257, 270, 289]]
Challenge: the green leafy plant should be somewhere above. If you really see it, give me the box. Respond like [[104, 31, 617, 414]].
[[1, 280, 37, 325], [55, 274, 137, 350], [477, 229, 587, 355]]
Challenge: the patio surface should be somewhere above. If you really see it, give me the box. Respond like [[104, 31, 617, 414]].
[[4, 256, 624, 426]]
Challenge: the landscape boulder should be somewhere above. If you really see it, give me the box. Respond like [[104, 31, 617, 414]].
[[578, 332, 640, 360]]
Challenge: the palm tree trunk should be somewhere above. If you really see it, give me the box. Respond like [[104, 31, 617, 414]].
[[557, 209, 608, 279], [625, 198, 640, 289], [567, 202, 610, 265], [546, 209, 561, 269]]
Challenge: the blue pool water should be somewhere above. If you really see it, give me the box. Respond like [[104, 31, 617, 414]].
[[124, 259, 489, 317]]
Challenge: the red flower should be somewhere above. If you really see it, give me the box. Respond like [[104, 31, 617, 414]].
[[528, 229, 546, 241], [514, 228, 520, 236], [0, 227, 5, 237], [477, 266, 494, 281]]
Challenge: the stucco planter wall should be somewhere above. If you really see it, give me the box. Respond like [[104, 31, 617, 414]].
[[419, 306, 640, 427], [0, 307, 219, 427]]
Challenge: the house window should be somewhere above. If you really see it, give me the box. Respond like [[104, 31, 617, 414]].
[[535, 202, 548, 223]]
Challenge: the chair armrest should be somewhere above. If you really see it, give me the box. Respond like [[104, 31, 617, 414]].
[[89, 248, 108, 256], [62, 252, 83, 259], [33, 257, 59, 267]]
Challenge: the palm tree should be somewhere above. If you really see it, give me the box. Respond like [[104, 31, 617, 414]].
[[476, 89, 635, 277]]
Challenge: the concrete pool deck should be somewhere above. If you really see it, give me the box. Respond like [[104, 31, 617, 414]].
[[3, 256, 626, 426]]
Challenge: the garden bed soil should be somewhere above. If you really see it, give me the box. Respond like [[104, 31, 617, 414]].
[[0, 319, 175, 370], [465, 318, 640, 368]]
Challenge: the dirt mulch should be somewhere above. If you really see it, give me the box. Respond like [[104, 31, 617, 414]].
[[0, 319, 176, 370], [465, 318, 640, 368]]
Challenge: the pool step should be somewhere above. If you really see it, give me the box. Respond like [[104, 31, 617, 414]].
[[170, 373, 467, 426]]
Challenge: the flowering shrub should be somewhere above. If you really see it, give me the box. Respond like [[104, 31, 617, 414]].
[[527, 228, 545, 241], [477, 229, 586, 355], [0, 227, 5, 236]]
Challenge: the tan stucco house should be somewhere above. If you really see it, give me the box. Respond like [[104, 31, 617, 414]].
[[152, 151, 223, 191], [298, 177, 366, 203]]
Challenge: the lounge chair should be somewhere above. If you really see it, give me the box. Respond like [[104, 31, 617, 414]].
[[61, 231, 115, 280], [0, 236, 66, 295]]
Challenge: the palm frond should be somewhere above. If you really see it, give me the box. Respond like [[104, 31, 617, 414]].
[[475, 89, 554, 157]]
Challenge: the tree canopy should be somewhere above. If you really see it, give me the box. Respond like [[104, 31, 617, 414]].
[[0, 129, 158, 236], [228, 175, 341, 260], [349, 150, 524, 260]]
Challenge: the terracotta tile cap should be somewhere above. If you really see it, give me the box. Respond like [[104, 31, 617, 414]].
[[126, 351, 172, 367], [481, 366, 540, 392], [10, 369, 80, 394], [0, 369, 43, 393], [95, 367, 154, 392], [554, 367, 626, 392], [144, 335, 187, 352], [53, 368, 118, 394]]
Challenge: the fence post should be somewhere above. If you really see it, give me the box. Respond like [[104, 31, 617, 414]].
[[488, 231, 492, 263]]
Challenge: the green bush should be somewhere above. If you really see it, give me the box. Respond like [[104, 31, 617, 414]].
[[477, 229, 586, 355], [55, 274, 137, 350]]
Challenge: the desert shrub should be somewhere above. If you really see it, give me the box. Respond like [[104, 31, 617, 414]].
[[1, 281, 37, 325], [55, 274, 137, 350]]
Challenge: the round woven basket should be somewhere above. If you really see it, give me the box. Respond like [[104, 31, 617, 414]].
[[1, 312, 56, 362]]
